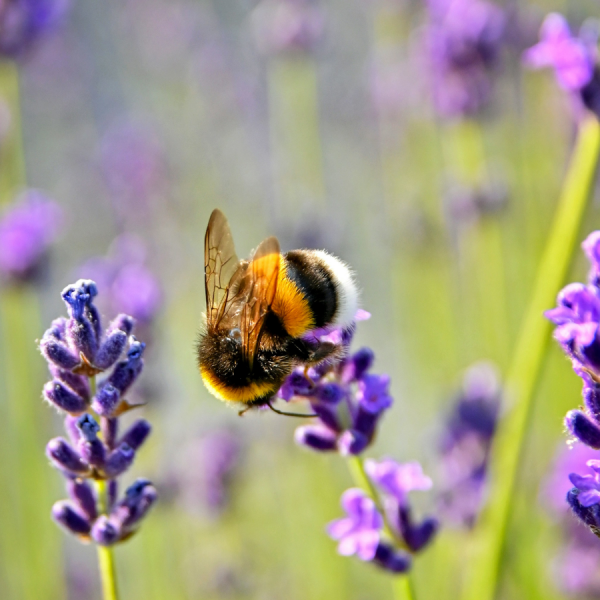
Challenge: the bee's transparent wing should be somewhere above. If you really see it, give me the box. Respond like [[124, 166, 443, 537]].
[[239, 236, 281, 368], [204, 209, 247, 329]]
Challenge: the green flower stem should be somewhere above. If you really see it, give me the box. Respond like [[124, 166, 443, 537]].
[[347, 456, 415, 600], [461, 114, 600, 600], [0, 61, 26, 205], [89, 376, 121, 600]]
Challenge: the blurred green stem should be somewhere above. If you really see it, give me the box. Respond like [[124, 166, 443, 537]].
[[461, 114, 600, 600], [0, 61, 25, 205], [89, 377, 120, 600], [347, 456, 415, 600]]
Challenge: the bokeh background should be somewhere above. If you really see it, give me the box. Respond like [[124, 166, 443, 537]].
[[1, 0, 600, 598]]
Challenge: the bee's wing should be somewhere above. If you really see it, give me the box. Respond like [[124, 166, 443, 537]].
[[204, 209, 247, 329], [239, 236, 281, 369]]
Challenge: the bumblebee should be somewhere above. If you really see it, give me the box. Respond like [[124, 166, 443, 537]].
[[197, 209, 358, 412]]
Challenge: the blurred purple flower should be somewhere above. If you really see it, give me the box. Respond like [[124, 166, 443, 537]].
[[79, 235, 162, 327], [424, 0, 506, 118], [251, 0, 324, 55], [524, 13, 600, 120], [40, 279, 156, 545], [365, 459, 432, 506], [176, 430, 241, 517], [99, 121, 167, 219], [0, 190, 62, 283], [570, 461, 600, 508], [436, 361, 500, 527], [0, 0, 68, 59], [327, 488, 383, 561]]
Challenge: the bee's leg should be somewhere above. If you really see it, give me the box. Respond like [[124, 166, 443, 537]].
[[238, 405, 252, 417], [266, 399, 317, 418]]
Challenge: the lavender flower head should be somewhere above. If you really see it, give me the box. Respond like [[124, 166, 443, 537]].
[[0, 0, 68, 59], [543, 441, 600, 597], [40, 279, 156, 545], [282, 311, 392, 456], [524, 14, 600, 121], [251, 0, 325, 56], [328, 458, 438, 574], [546, 231, 600, 535], [424, 0, 506, 118], [0, 190, 62, 284], [437, 361, 501, 527]]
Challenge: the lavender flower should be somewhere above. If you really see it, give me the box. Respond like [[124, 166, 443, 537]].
[[546, 231, 600, 534], [251, 0, 324, 55], [327, 459, 437, 574], [424, 0, 506, 118], [524, 13, 600, 121], [0, 0, 68, 59], [437, 361, 500, 527], [40, 279, 156, 545], [285, 316, 392, 456], [543, 441, 600, 597], [0, 190, 62, 284]]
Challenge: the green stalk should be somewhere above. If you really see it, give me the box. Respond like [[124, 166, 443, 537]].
[[89, 377, 120, 600], [461, 114, 600, 600], [347, 456, 415, 600]]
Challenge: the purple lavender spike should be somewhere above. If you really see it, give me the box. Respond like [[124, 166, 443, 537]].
[[566, 410, 600, 449], [295, 424, 338, 451], [372, 543, 412, 574]]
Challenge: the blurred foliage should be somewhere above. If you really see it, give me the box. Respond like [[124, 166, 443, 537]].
[[1, 0, 600, 599]]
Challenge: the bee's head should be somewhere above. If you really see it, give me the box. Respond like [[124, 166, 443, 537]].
[[197, 327, 292, 406]]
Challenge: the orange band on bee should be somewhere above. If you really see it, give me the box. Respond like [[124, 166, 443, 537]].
[[272, 268, 314, 337], [201, 368, 277, 404]]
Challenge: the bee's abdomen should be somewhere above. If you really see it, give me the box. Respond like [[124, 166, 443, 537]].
[[273, 250, 358, 337]]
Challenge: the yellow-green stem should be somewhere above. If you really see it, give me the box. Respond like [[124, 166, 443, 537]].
[[347, 456, 415, 600], [461, 114, 600, 600], [89, 376, 120, 600]]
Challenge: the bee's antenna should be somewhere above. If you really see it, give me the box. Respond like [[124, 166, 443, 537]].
[[266, 400, 318, 418]]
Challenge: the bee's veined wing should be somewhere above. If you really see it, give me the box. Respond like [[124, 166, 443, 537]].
[[204, 209, 248, 329], [239, 236, 281, 369]]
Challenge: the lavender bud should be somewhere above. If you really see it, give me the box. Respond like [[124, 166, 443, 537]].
[[584, 382, 600, 421], [91, 384, 121, 417], [91, 516, 121, 546], [48, 365, 90, 401], [566, 410, 600, 448], [64, 415, 81, 445], [310, 402, 342, 432], [397, 507, 439, 552], [66, 479, 97, 521], [316, 382, 344, 405], [567, 488, 600, 536], [104, 443, 135, 478], [343, 348, 375, 382], [51, 501, 91, 537], [372, 543, 411, 573], [337, 429, 369, 456], [112, 479, 157, 531], [119, 420, 151, 451], [43, 380, 88, 414], [107, 338, 145, 394], [94, 330, 128, 371], [76, 415, 105, 467], [62, 281, 99, 362], [46, 438, 89, 475], [40, 336, 79, 370], [294, 424, 338, 451]]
